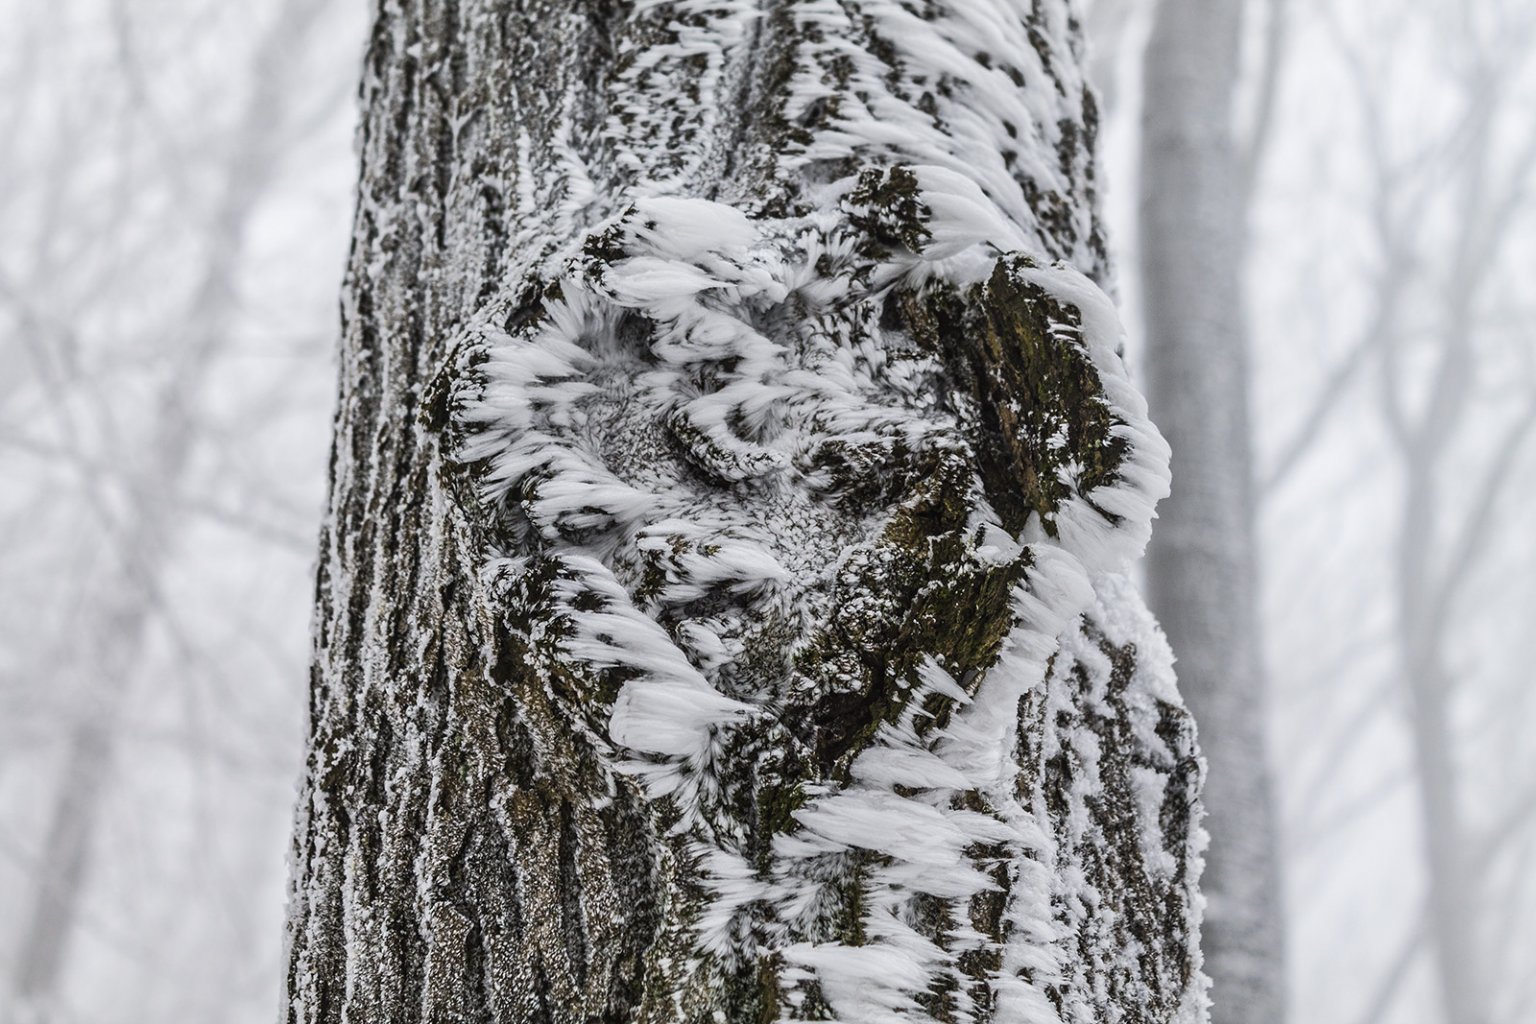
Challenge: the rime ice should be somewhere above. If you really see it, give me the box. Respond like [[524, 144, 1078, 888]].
[[288, 3, 1207, 1022]]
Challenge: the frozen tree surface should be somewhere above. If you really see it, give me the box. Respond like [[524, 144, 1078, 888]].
[[283, 2, 1206, 1021]]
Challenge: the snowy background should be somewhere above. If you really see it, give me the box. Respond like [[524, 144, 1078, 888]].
[[1, 0, 1533, 1021]]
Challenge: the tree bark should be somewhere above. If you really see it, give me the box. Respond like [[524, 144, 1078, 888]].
[[1138, 2, 1285, 1023], [285, 3, 1207, 1022]]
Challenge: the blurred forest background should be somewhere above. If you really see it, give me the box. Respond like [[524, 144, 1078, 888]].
[[1, 0, 1533, 1022]]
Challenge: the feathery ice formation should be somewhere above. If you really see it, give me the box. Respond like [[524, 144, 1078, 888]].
[[318, 0, 1207, 1021]]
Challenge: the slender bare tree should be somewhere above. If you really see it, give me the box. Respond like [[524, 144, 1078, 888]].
[[1341, 7, 1536, 1022], [1138, 0, 1289, 1022], [1253, 2, 1536, 1021]]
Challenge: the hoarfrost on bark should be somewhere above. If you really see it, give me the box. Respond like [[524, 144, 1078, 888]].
[[286, 2, 1206, 1021]]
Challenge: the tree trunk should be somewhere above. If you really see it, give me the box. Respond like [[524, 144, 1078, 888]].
[[1387, 78, 1497, 1024], [1399, 454, 1485, 1024], [284, 3, 1207, 1022], [1138, 2, 1285, 1023]]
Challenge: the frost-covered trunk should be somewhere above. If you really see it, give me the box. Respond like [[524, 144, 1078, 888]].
[[1138, 2, 1284, 1023], [284, 3, 1205, 1021]]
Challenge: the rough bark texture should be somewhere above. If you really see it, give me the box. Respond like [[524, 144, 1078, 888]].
[[1138, 2, 1285, 1023], [285, 3, 1206, 1022]]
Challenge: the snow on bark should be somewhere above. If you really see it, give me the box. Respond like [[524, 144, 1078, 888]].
[[286, 2, 1206, 1022]]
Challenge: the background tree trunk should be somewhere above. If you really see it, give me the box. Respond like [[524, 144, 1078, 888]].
[[4, 2, 329, 1016], [1138, 1, 1286, 1023], [284, 3, 1207, 1021]]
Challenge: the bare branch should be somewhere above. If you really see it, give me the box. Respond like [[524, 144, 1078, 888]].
[[1239, 0, 1291, 201], [1475, 778, 1536, 874], [1262, 289, 1387, 493], [1426, 395, 1536, 629], [1289, 769, 1411, 856], [1350, 916, 1425, 1024], [0, 430, 314, 554]]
